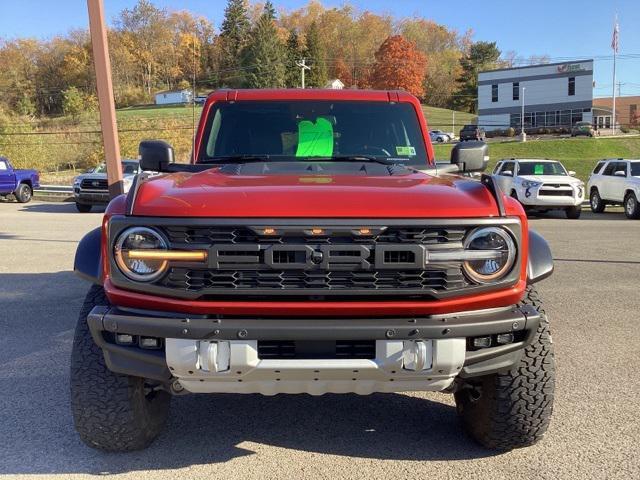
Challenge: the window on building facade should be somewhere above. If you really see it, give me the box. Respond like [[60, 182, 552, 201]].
[[513, 82, 519, 101], [568, 77, 576, 96], [492, 84, 498, 102], [510, 113, 521, 127]]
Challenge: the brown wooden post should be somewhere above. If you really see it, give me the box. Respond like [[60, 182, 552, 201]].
[[87, 0, 123, 198]]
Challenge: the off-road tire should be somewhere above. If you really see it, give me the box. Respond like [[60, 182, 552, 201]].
[[565, 205, 582, 219], [454, 286, 555, 450], [624, 192, 640, 219], [70, 285, 171, 452], [590, 188, 605, 213], [15, 183, 32, 203], [75, 202, 92, 213]]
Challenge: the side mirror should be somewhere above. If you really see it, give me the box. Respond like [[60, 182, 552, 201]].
[[451, 141, 489, 173], [614, 170, 626, 177], [568, 170, 576, 176], [501, 170, 513, 177], [139, 140, 174, 172]]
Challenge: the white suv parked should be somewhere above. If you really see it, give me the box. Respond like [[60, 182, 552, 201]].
[[587, 159, 640, 219], [492, 159, 585, 219]]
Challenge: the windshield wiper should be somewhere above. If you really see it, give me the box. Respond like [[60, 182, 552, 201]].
[[311, 155, 393, 165]]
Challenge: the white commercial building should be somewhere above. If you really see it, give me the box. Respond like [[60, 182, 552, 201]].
[[154, 89, 193, 105], [478, 60, 593, 131]]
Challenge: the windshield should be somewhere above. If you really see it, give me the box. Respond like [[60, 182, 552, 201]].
[[518, 162, 567, 176], [631, 163, 640, 177], [198, 101, 429, 167], [92, 162, 138, 174]]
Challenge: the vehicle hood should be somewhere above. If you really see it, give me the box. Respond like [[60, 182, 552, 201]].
[[518, 175, 582, 184], [131, 169, 501, 218]]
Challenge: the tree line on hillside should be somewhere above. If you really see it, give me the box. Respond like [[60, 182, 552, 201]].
[[0, 0, 526, 120]]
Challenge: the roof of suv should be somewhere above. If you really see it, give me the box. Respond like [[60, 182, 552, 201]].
[[205, 88, 416, 103]]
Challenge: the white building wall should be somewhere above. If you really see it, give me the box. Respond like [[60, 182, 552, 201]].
[[477, 61, 593, 131]]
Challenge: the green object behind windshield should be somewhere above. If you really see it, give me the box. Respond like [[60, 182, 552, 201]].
[[534, 164, 544, 175], [295, 118, 334, 157]]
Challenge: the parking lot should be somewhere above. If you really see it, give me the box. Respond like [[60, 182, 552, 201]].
[[1, 201, 639, 479]]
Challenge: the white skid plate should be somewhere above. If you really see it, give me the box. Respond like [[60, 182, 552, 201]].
[[166, 338, 466, 395]]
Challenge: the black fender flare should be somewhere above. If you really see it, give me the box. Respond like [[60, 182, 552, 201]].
[[527, 229, 553, 284], [74, 227, 103, 284]]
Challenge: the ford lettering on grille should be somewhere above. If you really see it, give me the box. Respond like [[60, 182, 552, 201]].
[[208, 244, 427, 271]]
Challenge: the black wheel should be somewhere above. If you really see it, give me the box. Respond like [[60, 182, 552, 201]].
[[624, 192, 640, 219], [15, 183, 32, 203], [70, 285, 171, 452], [454, 286, 555, 450], [590, 189, 605, 213], [565, 205, 582, 219], [75, 202, 92, 213]]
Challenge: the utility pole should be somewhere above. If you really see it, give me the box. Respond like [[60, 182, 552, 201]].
[[87, 0, 123, 199], [452, 110, 455, 136], [520, 86, 526, 142], [296, 58, 311, 89]]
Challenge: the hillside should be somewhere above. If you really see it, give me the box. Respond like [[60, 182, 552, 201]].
[[432, 136, 640, 181], [421, 106, 476, 132]]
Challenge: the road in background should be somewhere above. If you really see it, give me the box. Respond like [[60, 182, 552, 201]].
[[0, 202, 638, 479]]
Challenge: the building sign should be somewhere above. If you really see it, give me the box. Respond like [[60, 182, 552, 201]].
[[557, 63, 587, 73]]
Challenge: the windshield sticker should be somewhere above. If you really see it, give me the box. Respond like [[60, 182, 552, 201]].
[[295, 118, 334, 157], [396, 146, 416, 156], [534, 164, 544, 175]]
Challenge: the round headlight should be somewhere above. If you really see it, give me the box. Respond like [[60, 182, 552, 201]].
[[114, 227, 168, 282], [463, 227, 516, 283]]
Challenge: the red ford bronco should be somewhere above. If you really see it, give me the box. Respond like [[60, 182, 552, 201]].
[[71, 89, 555, 452]]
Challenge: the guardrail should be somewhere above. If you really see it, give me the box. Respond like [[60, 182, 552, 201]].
[[34, 185, 73, 201]]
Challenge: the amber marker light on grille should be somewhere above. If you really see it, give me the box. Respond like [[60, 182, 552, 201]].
[[263, 227, 276, 235], [126, 250, 208, 262], [311, 228, 324, 235], [359, 228, 371, 235]]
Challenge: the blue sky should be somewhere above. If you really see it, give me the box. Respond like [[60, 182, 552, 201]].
[[1, 0, 638, 98]]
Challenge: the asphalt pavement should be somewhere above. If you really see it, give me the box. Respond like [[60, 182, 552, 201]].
[[0, 201, 639, 479]]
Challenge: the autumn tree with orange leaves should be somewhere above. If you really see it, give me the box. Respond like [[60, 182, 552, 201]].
[[369, 35, 427, 98]]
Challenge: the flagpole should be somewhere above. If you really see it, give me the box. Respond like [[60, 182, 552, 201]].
[[612, 15, 618, 134]]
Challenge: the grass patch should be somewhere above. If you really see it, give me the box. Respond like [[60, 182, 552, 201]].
[[422, 105, 476, 132], [433, 136, 640, 181]]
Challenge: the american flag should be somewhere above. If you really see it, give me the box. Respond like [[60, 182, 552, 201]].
[[611, 18, 620, 53]]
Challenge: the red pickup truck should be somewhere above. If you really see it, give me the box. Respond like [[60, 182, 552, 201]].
[[71, 89, 555, 453]]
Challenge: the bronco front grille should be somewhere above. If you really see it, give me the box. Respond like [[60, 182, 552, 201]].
[[163, 266, 466, 292], [108, 218, 522, 300]]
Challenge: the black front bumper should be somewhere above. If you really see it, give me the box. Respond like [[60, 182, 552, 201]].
[[87, 305, 541, 383]]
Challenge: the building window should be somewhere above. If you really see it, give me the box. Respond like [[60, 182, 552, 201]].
[[513, 82, 519, 101], [491, 84, 498, 102], [571, 110, 583, 126], [568, 77, 575, 96], [510, 113, 521, 127]]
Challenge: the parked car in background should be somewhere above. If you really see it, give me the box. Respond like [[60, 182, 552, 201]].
[[430, 130, 455, 142], [429, 130, 449, 143], [72, 160, 140, 212], [459, 124, 485, 141], [0, 156, 39, 203], [493, 158, 584, 219], [588, 158, 640, 219], [571, 121, 595, 138]]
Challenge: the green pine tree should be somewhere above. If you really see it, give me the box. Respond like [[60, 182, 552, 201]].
[[304, 22, 327, 88], [285, 29, 302, 88], [218, 0, 250, 87], [242, 1, 286, 88], [453, 41, 502, 113]]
